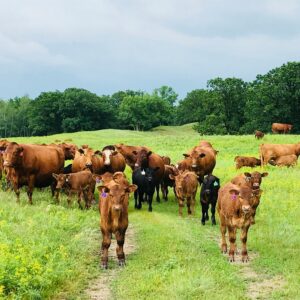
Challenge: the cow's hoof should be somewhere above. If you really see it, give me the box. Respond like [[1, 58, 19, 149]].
[[101, 262, 108, 269], [201, 221, 205, 225], [229, 255, 235, 262], [205, 215, 209, 221], [118, 260, 126, 267], [242, 255, 249, 263], [212, 221, 216, 225]]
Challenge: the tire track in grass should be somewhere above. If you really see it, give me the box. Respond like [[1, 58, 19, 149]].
[[86, 224, 136, 299]]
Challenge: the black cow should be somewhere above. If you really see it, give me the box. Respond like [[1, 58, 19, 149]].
[[200, 174, 220, 225], [132, 167, 159, 212]]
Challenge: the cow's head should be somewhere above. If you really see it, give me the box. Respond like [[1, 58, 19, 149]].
[[288, 124, 293, 131], [102, 145, 118, 166], [244, 171, 268, 190], [58, 143, 77, 160], [201, 174, 220, 200], [143, 167, 160, 183], [229, 186, 258, 215], [52, 173, 69, 189], [3, 142, 23, 167], [183, 151, 206, 169], [169, 171, 197, 198], [77, 148, 101, 169], [135, 149, 152, 169]]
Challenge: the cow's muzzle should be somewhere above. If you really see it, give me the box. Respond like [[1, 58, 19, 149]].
[[242, 205, 251, 214], [3, 161, 13, 167]]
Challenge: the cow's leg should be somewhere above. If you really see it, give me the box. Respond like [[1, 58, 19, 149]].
[[219, 211, 227, 253], [77, 191, 83, 209], [137, 190, 143, 209], [161, 184, 168, 201], [178, 198, 184, 217], [134, 190, 138, 208], [156, 183, 160, 202], [101, 231, 111, 269], [228, 226, 237, 262], [173, 186, 177, 202], [148, 191, 154, 212], [115, 230, 126, 267], [211, 202, 217, 225], [27, 175, 35, 205], [12, 177, 21, 203], [191, 194, 196, 216], [67, 191, 73, 207], [187, 197, 192, 215], [82, 190, 89, 209], [241, 226, 250, 262], [201, 202, 208, 225], [51, 180, 58, 201]]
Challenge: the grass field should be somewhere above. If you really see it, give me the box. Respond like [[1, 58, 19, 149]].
[[0, 124, 299, 299]]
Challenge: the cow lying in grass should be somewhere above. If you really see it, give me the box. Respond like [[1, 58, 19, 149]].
[[93, 172, 137, 269], [217, 183, 261, 262], [269, 154, 298, 167], [170, 170, 198, 217], [234, 156, 261, 169], [200, 174, 220, 225], [52, 170, 95, 208]]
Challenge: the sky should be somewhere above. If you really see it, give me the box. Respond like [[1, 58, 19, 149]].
[[0, 0, 300, 100]]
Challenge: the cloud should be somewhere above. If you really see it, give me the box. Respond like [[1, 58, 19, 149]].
[[0, 0, 299, 99]]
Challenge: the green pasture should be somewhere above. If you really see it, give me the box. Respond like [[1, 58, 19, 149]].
[[0, 124, 299, 299]]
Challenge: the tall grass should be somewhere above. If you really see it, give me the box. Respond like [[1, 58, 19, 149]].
[[0, 125, 299, 299]]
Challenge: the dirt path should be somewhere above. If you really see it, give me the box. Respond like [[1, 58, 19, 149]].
[[211, 234, 286, 300], [86, 224, 136, 300]]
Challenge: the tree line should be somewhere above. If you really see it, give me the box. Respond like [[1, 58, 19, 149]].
[[0, 62, 299, 137]]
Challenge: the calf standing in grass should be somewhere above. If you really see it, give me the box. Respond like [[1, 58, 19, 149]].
[[217, 183, 261, 262], [95, 172, 137, 269], [132, 167, 159, 211], [161, 165, 177, 201], [254, 130, 264, 139], [52, 170, 95, 208], [170, 171, 198, 217], [200, 174, 220, 225]]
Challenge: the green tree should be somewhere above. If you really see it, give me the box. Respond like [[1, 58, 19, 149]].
[[119, 94, 172, 131], [153, 86, 178, 105]]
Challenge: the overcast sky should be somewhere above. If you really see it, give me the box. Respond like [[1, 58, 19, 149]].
[[0, 0, 300, 99]]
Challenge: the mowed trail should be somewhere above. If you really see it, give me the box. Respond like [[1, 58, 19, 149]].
[[86, 224, 136, 299]]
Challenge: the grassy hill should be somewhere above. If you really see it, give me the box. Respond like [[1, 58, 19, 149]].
[[0, 125, 299, 299]]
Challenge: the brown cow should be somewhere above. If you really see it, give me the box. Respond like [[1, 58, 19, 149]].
[[95, 172, 137, 269], [72, 147, 104, 174], [101, 145, 126, 173], [231, 171, 268, 224], [255, 130, 264, 139], [176, 157, 192, 172], [52, 170, 95, 208], [161, 164, 177, 201], [0, 139, 10, 180], [57, 143, 78, 160], [272, 123, 293, 134], [217, 183, 261, 262], [114, 144, 150, 170], [198, 140, 213, 148], [269, 154, 298, 167], [260, 143, 300, 166], [183, 146, 217, 183], [3, 142, 65, 204], [170, 170, 198, 216], [134, 149, 165, 202], [234, 156, 261, 169]]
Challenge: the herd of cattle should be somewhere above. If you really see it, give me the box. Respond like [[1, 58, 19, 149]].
[[0, 123, 299, 267]]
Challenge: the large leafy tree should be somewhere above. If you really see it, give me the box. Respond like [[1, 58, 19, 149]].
[[153, 86, 178, 105], [119, 94, 172, 131]]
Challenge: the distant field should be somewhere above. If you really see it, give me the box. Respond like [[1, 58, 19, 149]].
[[0, 124, 299, 299]]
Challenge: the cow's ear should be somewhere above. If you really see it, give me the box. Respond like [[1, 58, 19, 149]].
[[199, 153, 206, 158], [112, 151, 118, 156], [78, 148, 84, 154], [113, 172, 125, 182], [52, 173, 59, 179], [94, 150, 102, 155], [92, 174, 102, 182], [132, 150, 138, 155], [261, 172, 268, 177], [147, 151, 152, 157], [234, 156, 239, 161], [183, 153, 189, 158], [244, 172, 251, 178], [169, 174, 176, 180], [97, 186, 109, 193], [18, 146, 24, 156], [126, 184, 137, 193], [214, 150, 219, 155]]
